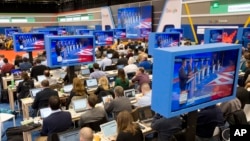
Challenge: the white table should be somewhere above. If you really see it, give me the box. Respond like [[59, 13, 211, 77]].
[[0, 113, 16, 139]]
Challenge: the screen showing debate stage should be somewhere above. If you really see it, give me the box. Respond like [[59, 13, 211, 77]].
[[209, 30, 223, 43], [117, 5, 152, 38], [243, 28, 250, 40], [76, 29, 93, 35], [5, 28, 21, 37], [38, 30, 58, 36], [13, 33, 45, 52], [113, 29, 126, 39], [169, 28, 184, 39], [46, 36, 94, 68], [155, 33, 180, 48], [93, 31, 114, 45], [171, 49, 239, 112]]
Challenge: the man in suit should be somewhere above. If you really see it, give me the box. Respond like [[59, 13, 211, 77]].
[[32, 80, 58, 111], [178, 59, 190, 91], [30, 58, 48, 81], [40, 95, 72, 136]]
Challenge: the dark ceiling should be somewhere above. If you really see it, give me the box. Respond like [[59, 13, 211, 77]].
[[0, 0, 151, 13]]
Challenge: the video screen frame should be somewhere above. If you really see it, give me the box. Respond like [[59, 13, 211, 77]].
[[93, 30, 114, 46], [76, 29, 93, 35], [5, 28, 21, 37], [204, 28, 223, 44], [113, 28, 126, 39], [236, 27, 250, 41], [151, 43, 241, 118]]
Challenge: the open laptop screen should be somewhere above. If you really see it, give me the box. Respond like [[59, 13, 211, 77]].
[[63, 84, 73, 93], [124, 89, 136, 98], [58, 128, 80, 141], [100, 120, 117, 138], [37, 75, 46, 82], [40, 107, 52, 119], [81, 69, 90, 75], [117, 65, 124, 69], [72, 99, 87, 112], [86, 79, 98, 88], [30, 88, 43, 97]]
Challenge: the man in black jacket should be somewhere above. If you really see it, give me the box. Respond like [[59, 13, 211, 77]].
[[40, 95, 72, 136], [32, 80, 58, 111], [30, 59, 48, 81]]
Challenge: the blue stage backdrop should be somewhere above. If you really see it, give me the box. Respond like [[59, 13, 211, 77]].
[[117, 5, 152, 39], [152, 43, 241, 118], [45, 35, 95, 68]]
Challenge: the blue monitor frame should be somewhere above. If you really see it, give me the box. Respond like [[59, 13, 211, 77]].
[[152, 43, 241, 118], [236, 27, 250, 41], [166, 28, 184, 40], [93, 31, 114, 46], [76, 29, 93, 35], [5, 28, 21, 37], [148, 32, 180, 55], [38, 30, 58, 36], [45, 35, 95, 68], [204, 29, 223, 44], [113, 28, 126, 39], [13, 33, 45, 52]]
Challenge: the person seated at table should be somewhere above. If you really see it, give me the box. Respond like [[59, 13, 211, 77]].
[[79, 127, 94, 141], [134, 83, 152, 107], [138, 54, 152, 70], [116, 110, 143, 141], [104, 86, 132, 118], [94, 76, 114, 103], [123, 57, 138, 74], [30, 58, 48, 81], [32, 80, 59, 112], [126, 48, 134, 59], [243, 60, 250, 86], [63, 66, 77, 84], [79, 94, 107, 128], [0, 58, 14, 76], [14, 55, 23, 68], [131, 67, 150, 92], [99, 53, 112, 70], [116, 53, 128, 66], [66, 78, 88, 109], [151, 113, 182, 141], [196, 105, 224, 141], [115, 68, 130, 90], [19, 57, 32, 71], [43, 70, 57, 86], [0, 54, 5, 68], [40, 95, 72, 136], [137, 47, 148, 62], [89, 63, 106, 80], [17, 72, 34, 109]]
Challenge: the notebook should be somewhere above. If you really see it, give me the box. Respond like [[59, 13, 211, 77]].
[[37, 75, 46, 82], [100, 120, 117, 140], [72, 99, 88, 113], [86, 79, 98, 90], [40, 107, 52, 119], [81, 68, 90, 76], [124, 89, 136, 100], [30, 88, 43, 98], [58, 128, 80, 141], [63, 84, 73, 93]]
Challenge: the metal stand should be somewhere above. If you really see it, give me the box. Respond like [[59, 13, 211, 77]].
[[185, 110, 198, 141], [28, 52, 33, 64]]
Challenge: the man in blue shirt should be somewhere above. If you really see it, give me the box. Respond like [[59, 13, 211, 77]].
[[138, 54, 152, 70], [89, 63, 106, 79]]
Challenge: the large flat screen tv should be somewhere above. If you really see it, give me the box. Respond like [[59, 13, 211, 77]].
[[117, 5, 152, 39], [38, 30, 58, 36], [113, 28, 126, 39], [151, 43, 241, 117], [13, 33, 45, 52], [166, 28, 184, 40], [45, 35, 95, 68], [93, 31, 114, 46], [5, 28, 21, 37], [204, 29, 223, 44], [76, 29, 93, 35], [148, 32, 180, 55], [236, 27, 250, 41]]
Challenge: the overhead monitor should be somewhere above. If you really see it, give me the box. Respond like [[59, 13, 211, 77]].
[[151, 43, 241, 118], [93, 31, 114, 46], [45, 35, 95, 68], [236, 27, 250, 41], [57, 27, 67, 36], [113, 28, 126, 39], [148, 32, 180, 55], [204, 29, 223, 44], [13, 33, 45, 52], [76, 29, 93, 35], [166, 28, 184, 40], [5, 28, 21, 37], [38, 30, 58, 36]]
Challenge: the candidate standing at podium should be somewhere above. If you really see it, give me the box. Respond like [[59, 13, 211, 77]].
[[179, 59, 191, 91]]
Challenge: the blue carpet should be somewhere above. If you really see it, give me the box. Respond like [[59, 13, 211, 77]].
[[0, 103, 40, 141]]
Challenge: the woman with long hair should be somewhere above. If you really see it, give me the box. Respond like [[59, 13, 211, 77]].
[[66, 77, 87, 109], [116, 111, 143, 141], [115, 68, 129, 90], [94, 76, 114, 102]]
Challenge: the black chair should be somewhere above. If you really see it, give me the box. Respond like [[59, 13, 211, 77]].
[[104, 65, 117, 71], [81, 117, 107, 132], [127, 72, 136, 80], [138, 106, 155, 122]]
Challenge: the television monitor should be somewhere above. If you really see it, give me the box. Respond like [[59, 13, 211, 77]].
[[236, 27, 250, 41], [57, 27, 67, 36], [117, 5, 152, 38], [166, 28, 184, 40], [5, 28, 21, 37], [151, 43, 241, 118], [113, 28, 126, 39], [76, 29, 93, 35], [148, 32, 180, 55], [204, 29, 223, 44], [13, 33, 45, 52], [45, 35, 95, 68], [58, 128, 80, 141], [93, 31, 114, 46], [38, 30, 58, 36]]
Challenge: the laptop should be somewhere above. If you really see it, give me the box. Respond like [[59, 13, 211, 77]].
[[138, 106, 155, 125], [112, 58, 118, 64], [124, 89, 136, 101], [100, 120, 117, 140], [60, 72, 67, 79], [58, 128, 80, 141], [63, 84, 73, 93], [40, 107, 52, 119], [30, 88, 43, 98], [102, 95, 113, 104], [72, 99, 88, 113], [81, 68, 90, 76], [117, 64, 124, 69], [37, 75, 46, 82], [107, 53, 113, 58], [86, 79, 98, 91]]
